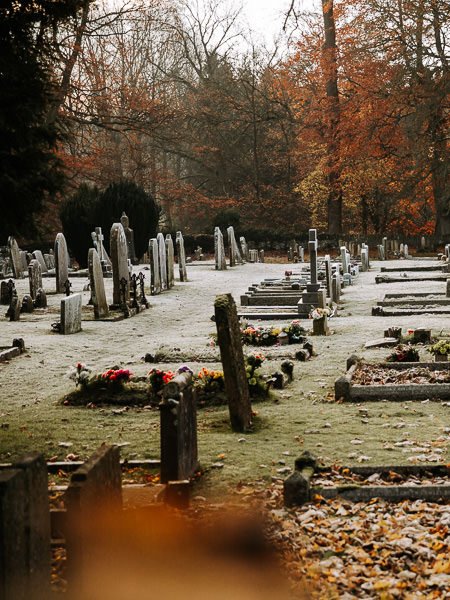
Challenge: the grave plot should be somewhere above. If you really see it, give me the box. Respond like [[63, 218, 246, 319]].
[[375, 272, 448, 284], [372, 291, 450, 316], [334, 355, 450, 401], [0, 338, 25, 362], [380, 264, 443, 272], [284, 452, 450, 506]]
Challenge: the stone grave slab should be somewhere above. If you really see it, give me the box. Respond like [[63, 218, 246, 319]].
[[335, 356, 450, 402]]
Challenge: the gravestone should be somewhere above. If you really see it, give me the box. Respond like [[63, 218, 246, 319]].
[[21, 295, 34, 313], [447, 278, 450, 298], [361, 248, 369, 272], [35, 289, 47, 309], [248, 249, 258, 263], [165, 234, 175, 289], [160, 371, 198, 483], [331, 272, 340, 303], [214, 227, 227, 270], [110, 223, 129, 305], [92, 227, 112, 270], [175, 231, 188, 282], [32, 250, 48, 274], [377, 244, 385, 260], [404, 244, 409, 258], [240, 236, 249, 262], [13, 454, 51, 599], [324, 255, 332, 297], [65, 445, 122, 590], [60, 293, 82, 334], [299, 246, 304, 262], [19, 251, 28, 272], [54, 233, 69, 293], [312, 315, 330, 336], [120, 212, 138, 264], [1, 280, 14, 305], [157, 232, 167, 291], [43, 254, 53, 270], [227, 226, 243, 267], [340, 246, 349, 274], [6, 291, 21, 321], [259, 249, 265, 263], [88, 248, 109, 319], [148, 238, 161, 294], [7, 236, 24, 279], [0, 468, 27, 599], [214, 294, 252, 432], [298, 229, 326, 316], [28, 260, 42, 300]]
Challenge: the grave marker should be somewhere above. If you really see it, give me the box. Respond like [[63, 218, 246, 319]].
[[88, 248, 109, 319], [165, 234, 175, 289], [214, 227, 227, 270], [32, 250, 48, 274], [120, 212, 138, 264], [148, 238, 161, 294], [214, 294, 252, 432], [28, 259, 42, 300], [7, 236, 24, 279], [157, 232, 167, 291], [54, 233, 69, 293], [110, 223, 129, 305], [60, 293, 82, 334], [176, 231, 188, 282]]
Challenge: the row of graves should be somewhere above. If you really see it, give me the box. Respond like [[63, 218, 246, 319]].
[[214, 225, 264, 270], [237, 229, 371, 331], [285, 242, 450, 508], [0, 219, 189, 340], [0, 289, 305, 596]]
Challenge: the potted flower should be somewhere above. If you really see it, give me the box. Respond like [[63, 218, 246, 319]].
[[428, 340, 450, 362]]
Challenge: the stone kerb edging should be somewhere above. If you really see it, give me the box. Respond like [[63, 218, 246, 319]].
[[335, 355, 450, 402]]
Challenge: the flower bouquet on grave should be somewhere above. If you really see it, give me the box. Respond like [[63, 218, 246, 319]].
[[245, 353, 269, 399], [309, 307, 331, 320], [194, 367, 226, 405], [100, 368, 132, 391], [67, 362, 93, 390], [427, 340, 450, 361], [148, 368, 175, 398], [385, 344, 419, 363]]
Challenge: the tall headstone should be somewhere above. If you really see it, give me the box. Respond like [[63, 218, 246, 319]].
[[324, 254, 332, 297], [120, 212, 138, 264], [60, 293, 82, 334], [298, 229, 326, 316], [227, 226, 243, 267], [361, 248, 369, 272], [214, 227, 227, 270], [32, 250, 48, 274], [340, 246, 349, 274], [88, 248, 109, 319], [148, 238, 161, 294], [214, 294, 252, 432], [404, 244, 409, 258], [165, 234, 175, 289], [28, 259, 42, 300], [110, 223, 129, 305], [331, 272, 340, 303], [157, 232, 167, 291], [19, 251, 28, 272], [7, 236, 24, 279], [239, 236, 249, 262], [54, 233, 69, 293], [175, 231, 188, 282]]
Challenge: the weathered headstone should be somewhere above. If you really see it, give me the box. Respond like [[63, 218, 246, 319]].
[[214, 294, 252, 432], [54, 233, 69, 293], [13, 454, 51, 599], [160, 371, 198, 484], [239, 236, 249, 262], [28, 259, 42, 300], [259, 249, 265, 263], [120, 212, 138, 264], [361, 248, 369, 272], [312, 315, 330, 336], [43, 254, 53, 270], [214, 227, 227, 270], [248, 249, 258, 263], [227, 226, 243, 267], [32, 250, 48, 274], [176, 231, 188, 282], [110, 223, 129, 305], [165, 234, 175, 289], [21, 295, 34, 313], [19, 251, 28, 272], [148, 238, 161, 294], [157, 232, 167, 291], [60, 293, 82, 334], [7, 236, 24, 279], [340, 246, 349, 274], [447, 277, 450, 298], [331, 272, 340, 303], [0, 279, 14, 305], [324, 254, 332, 297], [88, 248, 109, 319], [35, 289, 47, 309], [6, 291, 21, 321]]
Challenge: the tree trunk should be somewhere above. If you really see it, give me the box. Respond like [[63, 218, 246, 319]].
[[321, 0, 342, 234]]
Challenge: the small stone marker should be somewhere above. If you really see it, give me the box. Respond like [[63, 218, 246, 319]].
[[28, 259, 42, 300], [32, 250, 48, 274], [331, 272, 340, 303], [214, 227, 227, 270], [88, 248, 109, 319], [60, 293, 82, 334], [6, 291, 21, 321], [35, 288, 47, 309], [165, 234, 175, 289], [110, 223, 129, 305], [148, 238, 161, 294], [7, 236, 24, 279], [214, 294, 252, 432], [312, 315, 330, 336], [176, 231, 188, 282], [54, 232, 69, 293], [157, 232, 167, 291]]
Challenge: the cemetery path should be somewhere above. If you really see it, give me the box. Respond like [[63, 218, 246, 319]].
[[0, 257, 449, 498]]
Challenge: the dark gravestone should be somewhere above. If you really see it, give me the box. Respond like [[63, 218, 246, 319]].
[[214, 294, 252, 432], [13, 454, 51, 599], [1, 280, 14, 305], [34, 288, 47, 309], [21, 295, 34, 313], [65, 445, 122, 590], [28, 259, 42, 300], [0, 468, 27, 599], [7, 236, 24, 279], [6, 292, 21, 321], [160, 371, 198, 484]]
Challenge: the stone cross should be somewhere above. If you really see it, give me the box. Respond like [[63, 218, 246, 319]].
[[214, 227, 227, 270], [110, 223, 129, 305], [54, 233, 69, 293], [88, 248, 109, 319], [214, 294, 252, 432], [165, 234, 175, 289], [157, 232, 167, 291], [175, 231, 188, 282], [148, 238, 161, 294]]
